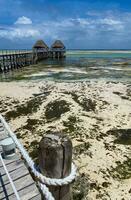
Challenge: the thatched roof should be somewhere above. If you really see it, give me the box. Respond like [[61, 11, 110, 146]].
[[33, 40, 49, 49], [51, 40, 65, 49]]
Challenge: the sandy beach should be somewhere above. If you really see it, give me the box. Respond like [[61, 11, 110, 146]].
[[0, 80, 131, 199]]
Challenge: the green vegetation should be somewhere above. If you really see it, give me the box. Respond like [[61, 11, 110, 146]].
[[108, 128, 131, 145], [63, 115, 77, 133], [74, 142, 91, 156], [72, 174, 89, 200], [5, 96, 44, 120], [45, 99, 70, 121], [111, 158, 131, 179], [63, 91, 96, 111], [22, 118, 41, 132]]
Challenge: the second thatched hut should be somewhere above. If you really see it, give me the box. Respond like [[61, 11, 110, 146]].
[[50, 40, 66, 58]]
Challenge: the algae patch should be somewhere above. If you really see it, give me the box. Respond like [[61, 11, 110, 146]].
[[111, 158, 131, 179], [108, 128, 131, 145], [5, 96, 44, 120], [45, 100, 70, 121], [74, 142, 91, 156], [72, 174, 89, 200], [63, 115, 77, 133], [22, 118, 42, 132], [63, 92, 96, 111]]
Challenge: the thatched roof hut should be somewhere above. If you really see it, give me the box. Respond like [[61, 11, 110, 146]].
[[51, 40, 65, 49], [33, 40, 49, 50]]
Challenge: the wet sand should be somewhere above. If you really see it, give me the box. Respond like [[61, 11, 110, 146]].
[[0, 80, 131, 199]]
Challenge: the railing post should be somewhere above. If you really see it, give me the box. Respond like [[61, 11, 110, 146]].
[[39, 132, 72, 200]]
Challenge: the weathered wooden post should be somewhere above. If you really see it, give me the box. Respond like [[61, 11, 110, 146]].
[[39, 132, 72, 200]]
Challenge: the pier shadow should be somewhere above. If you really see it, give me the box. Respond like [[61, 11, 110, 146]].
[[0, 172, 9, 200]]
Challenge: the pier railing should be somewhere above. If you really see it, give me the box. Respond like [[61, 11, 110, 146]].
[[0, 50, 32, 56], [0, 50, 34, 73], [0, 114, 76, 200]]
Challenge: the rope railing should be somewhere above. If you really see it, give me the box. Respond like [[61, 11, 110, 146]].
[[0, 114, 77, 200]]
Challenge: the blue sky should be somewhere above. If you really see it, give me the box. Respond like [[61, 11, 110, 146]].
[[0, 0, 131, 49]]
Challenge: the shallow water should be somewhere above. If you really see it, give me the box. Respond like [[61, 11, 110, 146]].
[[0, 50, 131, 82]]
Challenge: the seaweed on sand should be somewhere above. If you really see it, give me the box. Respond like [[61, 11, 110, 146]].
[[110, 158, 131, 179], [113, 91, 123, 96], [72, 173, 89, 200], [107, 128, 131, 179], [107, 128, 131, 145], [79, 97, 96, 112], [113, 90, 131, 101], [45, 99, 70, 121], [63, 115, 77, 133], [63, 115, 85, 140], [5, 96, 44, 120], [64, 92, 96, 112], [22, 118, 42, 132], [73, 142, 91, 156]]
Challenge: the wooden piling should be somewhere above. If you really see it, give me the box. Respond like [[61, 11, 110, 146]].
[[39, 132, 72, 200]]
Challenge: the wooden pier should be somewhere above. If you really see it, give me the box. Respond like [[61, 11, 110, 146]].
[[0, 50, 34, 73], [0, 40, 66, 74], [0, 120, 41, 200]]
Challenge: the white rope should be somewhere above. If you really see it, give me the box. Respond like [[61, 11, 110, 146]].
[[0, 114, 77, 200], [0, 153, 21, 200], [39, 183, 54, 200]]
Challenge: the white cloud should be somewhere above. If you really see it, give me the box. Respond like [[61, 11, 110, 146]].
[[0, 27, 40, 40], [100, 18, 122, 25], [1, 10, 131, 48], [15, 16, 32, 25]]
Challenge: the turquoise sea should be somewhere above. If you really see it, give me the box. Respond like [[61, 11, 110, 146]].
[[0, 50, 131, 82]]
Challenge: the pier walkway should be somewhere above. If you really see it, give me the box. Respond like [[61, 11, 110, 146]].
[[0, 118, 41, 200], [0, 50, 34, 73]]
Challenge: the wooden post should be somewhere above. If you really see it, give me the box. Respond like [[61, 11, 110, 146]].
[[39, 132, 72, 200]]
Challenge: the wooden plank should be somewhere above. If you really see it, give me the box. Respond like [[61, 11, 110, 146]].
[[18, 183, 41, 200], [0, 165, 29, 187], [0, 173, 14, 200], [0, 155, 21, 167], [0, 126, 4, 129], [0, 159, 24, 176], [0, 175, 35, 199], [0, 119, 41, 200], [0, 131, 7, 142], [2, 183, 41, 200], [0, 125, 8, 142], [0, 127, 4, 130], [29, 193, 41, 200]]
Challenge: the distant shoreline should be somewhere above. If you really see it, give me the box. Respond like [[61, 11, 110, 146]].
[[67, 49, 131, 51], [68, 49, 131, 51], [1, 49, 131, 52], [67, 49, 131, 53]]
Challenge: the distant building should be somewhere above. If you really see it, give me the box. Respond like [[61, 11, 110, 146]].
[[32, 39, 66, 62], [50, 40, 66, 58], [33, 40, 49, 62]]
